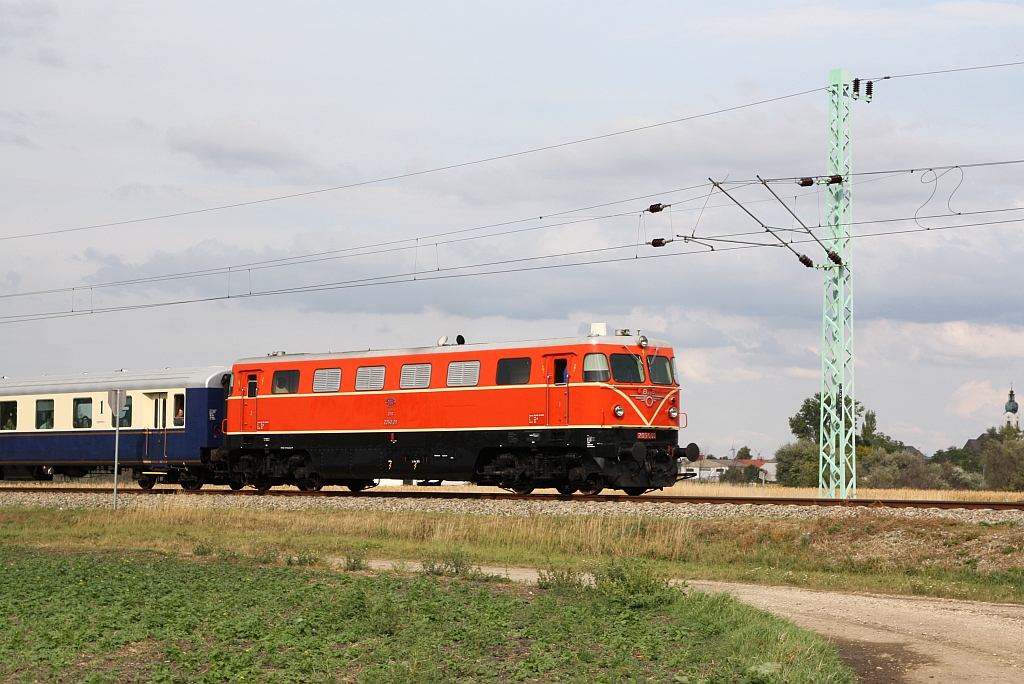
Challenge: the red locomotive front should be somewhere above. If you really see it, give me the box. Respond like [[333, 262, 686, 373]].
[[216, 329, 698, 494]]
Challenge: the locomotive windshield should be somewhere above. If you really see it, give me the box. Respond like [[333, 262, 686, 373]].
[[647, 356, 673, 385], [609, 354, 645, 383]]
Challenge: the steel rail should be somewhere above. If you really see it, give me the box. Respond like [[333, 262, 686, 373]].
[[0, 486, 1022, 510]]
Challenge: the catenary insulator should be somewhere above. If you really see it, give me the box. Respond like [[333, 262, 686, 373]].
[[828, 251, 842, 265], [650, 238, 667, 248], [798, 254, 814, 268], [798, 177, 814, 187], [827, 174, 844, 185], [853, 78, 860, 96], [865, 81, 873, 99], [648, 203, 665, 213]]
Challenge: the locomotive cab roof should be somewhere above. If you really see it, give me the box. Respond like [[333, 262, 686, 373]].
[[234, 333, 672, 364]]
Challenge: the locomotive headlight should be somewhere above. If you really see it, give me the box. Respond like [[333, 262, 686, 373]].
[[668, 407, 679, 420], [613, 405, 625, 418]]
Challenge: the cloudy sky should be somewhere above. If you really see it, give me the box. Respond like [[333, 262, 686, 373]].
[[1, 1, 1023, 457]]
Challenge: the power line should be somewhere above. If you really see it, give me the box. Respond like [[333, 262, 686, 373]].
[[865, 59, 1024, 82], [0, 89, 824, 244], [4, 208, 1021, 325]]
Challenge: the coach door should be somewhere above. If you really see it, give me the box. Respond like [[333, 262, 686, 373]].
[[545, 355, 572, 426], [241, 371, 262, 432], [146, 393, 168, 465]]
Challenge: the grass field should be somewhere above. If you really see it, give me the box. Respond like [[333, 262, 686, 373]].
[[2, 506, 1022, 604], [0, 546, 854, 683]]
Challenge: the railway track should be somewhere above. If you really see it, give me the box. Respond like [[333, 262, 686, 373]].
[[1, 486, 1023, 510]]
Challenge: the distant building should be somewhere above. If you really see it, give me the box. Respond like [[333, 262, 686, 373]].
[[1006, 386, 1019, 429], [679, 457, 776, 482]]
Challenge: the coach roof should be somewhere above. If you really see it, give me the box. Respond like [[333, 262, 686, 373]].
[[0, 366, 232, 397], [233, 334, 672, 365]]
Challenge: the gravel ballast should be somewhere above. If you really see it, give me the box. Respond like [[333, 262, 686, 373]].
[[2, 489, 1023, 524]]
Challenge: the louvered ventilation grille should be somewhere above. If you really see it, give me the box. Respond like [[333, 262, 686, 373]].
[[400, 363, 432, 389], [446, 361, 480, 387], [312, 368, 342, 393], [355, 366, 386, 391]]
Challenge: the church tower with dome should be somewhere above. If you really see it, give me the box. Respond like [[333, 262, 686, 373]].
[[1006, 386, 1019, 429]]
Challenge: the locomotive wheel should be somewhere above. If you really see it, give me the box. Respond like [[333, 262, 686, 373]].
[[137, 475, 156, 490], [347, 483, 367, 492], [555, 485, 577, 496], [622, 487, 647, 497], [511, 487, 534, 495], [180, 480, 203, 491], [577, 484, 603, 496], [255, 483, 272, 492], [228, 481, 244, 491]]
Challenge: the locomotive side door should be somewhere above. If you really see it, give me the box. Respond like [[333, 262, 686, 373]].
[[241, 371, 262, 432], [545, 355, 572, 426]]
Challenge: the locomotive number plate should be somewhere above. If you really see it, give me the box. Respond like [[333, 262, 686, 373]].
[[636, 432, 657, 440]]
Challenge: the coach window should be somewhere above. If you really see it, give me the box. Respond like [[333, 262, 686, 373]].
[[496, 358, 531, 385], [355, 366, 386, 391], [35, 399, 54, 430], [400, 363, 431, 389], [647, 356, 673, 385], [582, 353, 610, 382], [271, 370, 300, 394], [312, 368, 342, 392], [115, 396, 133, 428], [173, 394, 185, 426], [73, 398, 93, 428], [609, 354, 645, 384], [0, 401, 16, 430], [446, 360, 480, 387]]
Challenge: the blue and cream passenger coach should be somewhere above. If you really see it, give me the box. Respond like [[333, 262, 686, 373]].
[[0, 367, 231, 487]]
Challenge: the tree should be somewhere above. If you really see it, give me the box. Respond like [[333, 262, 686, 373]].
[[719, 463, 763, 484], [788, 395, 821, 443], [931, 446, 982, 473], [736, 446, 752, 460], [774, 440, 818, 487], [858, 448, 941, 489], [789, 393, 864, 445], [982, 425, 1024, 491]]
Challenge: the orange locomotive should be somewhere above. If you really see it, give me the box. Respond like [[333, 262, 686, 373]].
[[217, 327, 699, 495]]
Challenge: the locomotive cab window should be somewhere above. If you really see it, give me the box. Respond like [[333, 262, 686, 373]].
[[355, 366, 386, 391], [496, 357, 531, 385], [312, 368, 342, 392], [73, 398, 93, 428], [553, 358, 569, 385], [400, 363, 432, 389], [609, 354, 645, 383], [35, 399, 54, 430], [671, 358, 679, 386], [271, 370, 300, 394], [246, 375, 258, 397], [447, 360, 480, 387], [115, 396, 133, 428], [173, 394, 185, 426], [582, 353, 610, 382], [647, 355, 673, 385], [0, 401, 16, 430]]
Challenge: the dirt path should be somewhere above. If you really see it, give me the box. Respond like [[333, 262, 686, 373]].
[[355, 560, 1024, 682], [689, 581, 1024, 684]]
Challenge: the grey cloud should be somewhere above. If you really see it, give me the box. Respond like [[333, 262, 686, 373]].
[[0, 130, 36, 147], [166, 120, 346, 185], [109, 183, 186, 201], [0, 1, 56, 39], [34, 45, 62, 66]]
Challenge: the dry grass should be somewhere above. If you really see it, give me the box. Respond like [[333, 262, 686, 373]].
[[1, 504, 1021, 602]]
